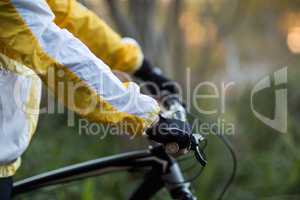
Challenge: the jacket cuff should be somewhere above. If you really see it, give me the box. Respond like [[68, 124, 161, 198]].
[[121, 38, 144, 74]]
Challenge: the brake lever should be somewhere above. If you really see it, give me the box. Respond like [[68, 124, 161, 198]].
[[190, 134, 207, 167]]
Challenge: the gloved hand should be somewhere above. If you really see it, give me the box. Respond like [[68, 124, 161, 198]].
[[146, 115, 192, 150], [134, 59, 179, 96]]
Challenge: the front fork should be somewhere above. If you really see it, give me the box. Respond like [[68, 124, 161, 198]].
[[163, 161, 197, 200], [129, 146, 197, 200]]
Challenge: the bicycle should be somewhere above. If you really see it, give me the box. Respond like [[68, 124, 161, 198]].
[[12, 97, 234, 200]]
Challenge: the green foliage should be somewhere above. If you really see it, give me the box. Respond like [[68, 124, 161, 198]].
[[14, 0, 300, 199]]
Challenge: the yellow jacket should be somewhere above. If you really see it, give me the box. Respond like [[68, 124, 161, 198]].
[[0, 0, 159, 177]]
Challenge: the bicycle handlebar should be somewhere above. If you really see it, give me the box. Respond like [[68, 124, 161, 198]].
[[13, 95, 207, 200]]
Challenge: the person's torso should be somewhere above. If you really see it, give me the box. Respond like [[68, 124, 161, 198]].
[[0, 53, 41, 166]]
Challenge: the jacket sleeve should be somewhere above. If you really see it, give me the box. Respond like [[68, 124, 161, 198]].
[[0, 0, 159, 136], [46, 0, 144, 74]]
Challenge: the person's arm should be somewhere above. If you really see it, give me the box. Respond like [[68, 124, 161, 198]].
[[47, 0, 143, 74], [47, 0, 179, 96], [0, 0, 159, 135]]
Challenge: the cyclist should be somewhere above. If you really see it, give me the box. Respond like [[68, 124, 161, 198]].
[[0, 1, 191, 199]]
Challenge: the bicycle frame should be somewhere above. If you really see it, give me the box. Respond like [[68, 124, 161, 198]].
[[13, 98, 205, 199], [13, 145, 197, 200]]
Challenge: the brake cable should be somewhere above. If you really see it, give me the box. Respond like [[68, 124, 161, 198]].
[[216, 134, 237, 200], [187, 111, 237, 200]]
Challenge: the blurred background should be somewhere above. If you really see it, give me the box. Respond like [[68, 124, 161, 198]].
[[15, 0, 300, 199]]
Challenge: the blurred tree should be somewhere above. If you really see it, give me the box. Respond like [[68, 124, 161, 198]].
[[16, 1, 300, 200]]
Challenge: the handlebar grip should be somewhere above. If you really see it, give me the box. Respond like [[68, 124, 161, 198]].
[[160, 100, 189, 155]]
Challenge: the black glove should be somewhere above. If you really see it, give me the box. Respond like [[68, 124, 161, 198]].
[[146, 115, 192, 150], [134, 59, 179, 96]]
